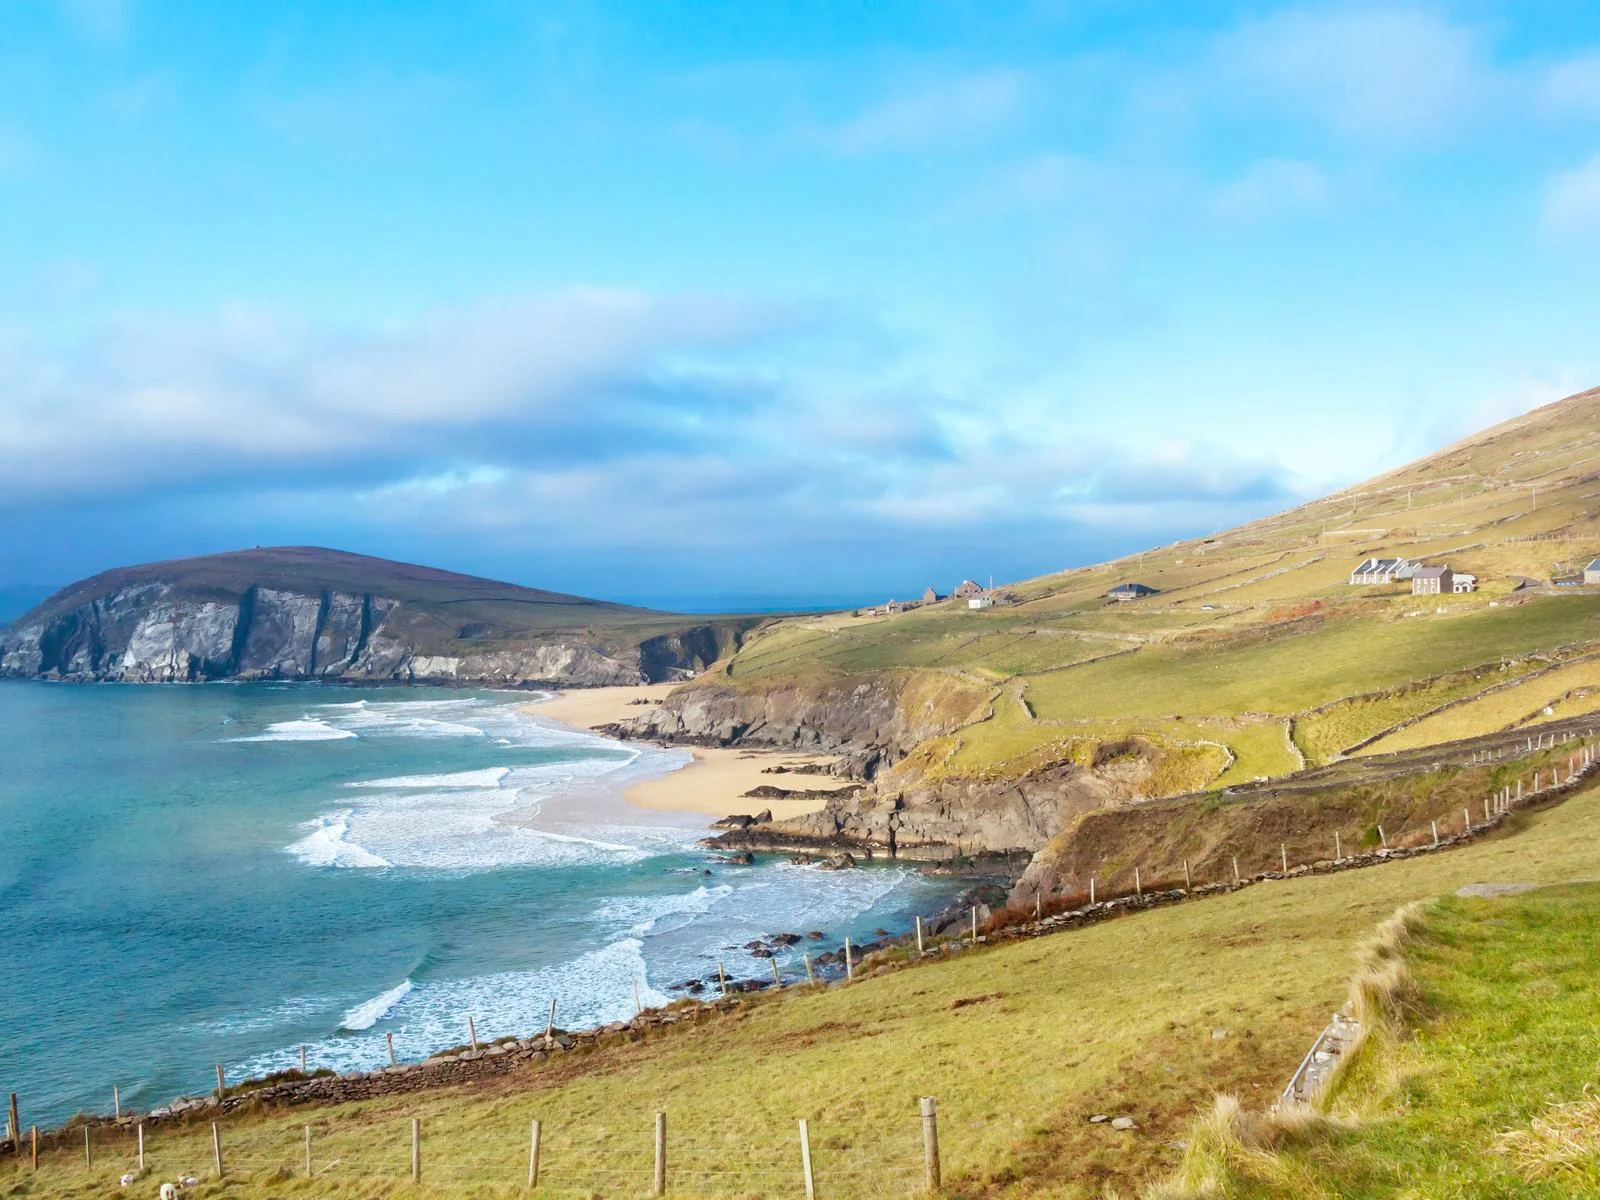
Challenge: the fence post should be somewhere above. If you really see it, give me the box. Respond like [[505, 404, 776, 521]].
[[798, 1118, 816, 1200], [113, 1084, 120, 1119], [137, 1123, 144, 1171], [844, 937, 854, 981], [1463, 807, 1471, 834], [1281, 844, 1288, 874], [300, 1045, 307, 1074], [1089, 876, 1096, 905], [7, 1093, 16, 1147], [1135, 866, 1142, 898], [387, 1031, 397, 1066], [211, 1122, 223, 1178], [920, 1097, 941, 1192], [916, 915, 924, 954], [970, 907, 978, 941], [1334, 831, 1341, 861], [84, 1125, 91, 1166], [468, 1016, 479, 1052], [1034, 893, 1042, 919], [1431, 819, 1439, 846], [1378, 825, 1387, 849], [30, 1126, 36, 1171], [305, 1124, 312, 1178], [411, 1117, 421, 1183], [1183, 859, 1192, 891], [652, 1111, 667, 1197], [1232, 856, 1240, 885], [528, 1118, 542, 1188], [215, 1064, 225, 1097], [804, 952, 817, 985], [546, 998, 557, 1042], [771, 957, 782, 987], [634, 977, 644, 1017]]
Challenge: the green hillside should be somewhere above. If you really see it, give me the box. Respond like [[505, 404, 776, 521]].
[[700, 387, 1600, 791]]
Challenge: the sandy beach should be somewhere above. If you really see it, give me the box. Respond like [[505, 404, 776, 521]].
[[521, 685, 854, 821]]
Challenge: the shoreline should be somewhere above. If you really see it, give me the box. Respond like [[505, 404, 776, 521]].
[[521, 685, 855, 822]]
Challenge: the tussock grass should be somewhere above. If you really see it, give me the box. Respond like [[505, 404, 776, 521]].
[[1497, 1095, 1600, 1182]]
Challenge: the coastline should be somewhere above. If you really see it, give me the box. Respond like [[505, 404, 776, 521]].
[[521, 685, 854, 821]]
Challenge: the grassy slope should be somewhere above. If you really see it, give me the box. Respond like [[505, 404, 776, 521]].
[[705, 387, 1600, 790], [1167, 884, 1600, 1198], [15, 784, 1600, 1198]]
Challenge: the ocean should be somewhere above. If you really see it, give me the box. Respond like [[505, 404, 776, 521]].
[[0, 681, 956, 1128]]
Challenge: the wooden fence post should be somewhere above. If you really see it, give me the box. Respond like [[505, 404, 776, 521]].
[[798, 1118, 816, 1200], [411, 1117, 421, 1183], [468, 1016, 479, 1052], [113, 1084, 120, 1119], [1135, 867, 1142, 898], [970, 906, 978, 940], [634, 977, 644, 1017], [30, 1126, 37, 1171], [1232, 856, 1240, 885], [528, 1118, 542, 1188], [1034, 893, 1042, 919], [718, 960, 729, 995], [1463, 807, 1471, 834], [211, 1121, 223, 1178], [1378, 825, 1387, 849], [844, 937, 854, 981], [771, 957, 782, 987], [84, 1125, 91, 1166], [652, 1111, 667, 1197], [1090, 876, 1096, 905], [1281, 845, 1288, 874], [804, 952, 817, 985], [1334, 831, 1341, 861], [215, 1064, 225, 1097], [305, 1124, 312, 1178], [916, 915, 924, 954], [387, 1031, 397, 1066], [1431, 819, 1439, 846], [545, 998, 557, 1042], [137, 1123, 144, 1171], [920, 1097, 941, 1192], [300, 1045, 308, 1074], [7, 1093, 16, 1147], [1183, 859, 1192, 891]]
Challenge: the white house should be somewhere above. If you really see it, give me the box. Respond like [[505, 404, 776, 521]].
[[1586, 558, 1600, 586], [1350, 557, 1417, 585], [1452, 572, 1477, 593]]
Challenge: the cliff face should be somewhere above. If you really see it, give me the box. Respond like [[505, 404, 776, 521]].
[[603, 672, 993, 778], [0, 583, 728, 687]]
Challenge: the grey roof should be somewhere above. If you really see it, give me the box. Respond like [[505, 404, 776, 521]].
[[1109, 582, 1157, 594], [1588, 558, 1600, 571], [1413, 566, 1451, 579]]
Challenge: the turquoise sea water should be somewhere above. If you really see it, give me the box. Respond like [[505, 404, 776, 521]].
[[0, 681, 954, 1128]]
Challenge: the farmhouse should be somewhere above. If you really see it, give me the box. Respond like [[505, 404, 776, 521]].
[[1587, 559, 1600, 585], [1349, 557, 1417, 585], [922, 587, 943, 603], [1107, 582, 1158, 601], [1411, 565, 1453, 595], [1452, 572, 1477, 593], [952, 579, 984, 600]]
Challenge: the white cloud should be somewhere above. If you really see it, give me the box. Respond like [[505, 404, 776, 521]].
[[1215, 6, 1486, 141], [1542, 154, 1600, 233], [816, 69, 1026, 154], [1210, 158, 1333, 221], [1541, 50, 1600, 116]]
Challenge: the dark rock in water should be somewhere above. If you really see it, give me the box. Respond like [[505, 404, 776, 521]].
[[805, 930, 825, 940], [749, 946, 774, 959], [743, 939, 767, 950], [816, 951, 838, 964], [714, 852, 755, 865], [817, 852, 857, 871], [873, 928, 891, 937], [769, 933, 801, 945], [712, 814, 757, 829], [790, 853, 815, 865]]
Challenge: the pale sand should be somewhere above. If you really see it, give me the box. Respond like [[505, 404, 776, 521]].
[[521, 685, 853, 820]]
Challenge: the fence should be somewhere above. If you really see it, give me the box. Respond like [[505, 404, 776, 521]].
[[4, 1097, 948, 1197]]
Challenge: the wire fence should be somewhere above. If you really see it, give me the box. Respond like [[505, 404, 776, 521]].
[[12, 1100, 943, 1197]]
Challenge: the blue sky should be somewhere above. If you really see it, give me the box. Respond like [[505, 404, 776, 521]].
[[2, 1, 1599, 610]]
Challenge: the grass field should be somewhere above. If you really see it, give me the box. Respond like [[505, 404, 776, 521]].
[[14, 780, 1600, 1198], [1162, 884, 1600, 1197]]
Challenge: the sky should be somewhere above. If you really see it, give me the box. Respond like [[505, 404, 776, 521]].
[[2, 1, 1600, 611]]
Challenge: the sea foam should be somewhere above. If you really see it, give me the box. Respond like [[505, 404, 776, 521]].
[[286, 811, 392, 869], [340, 979, 413, 1031], [227, 718, 357, 743]]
